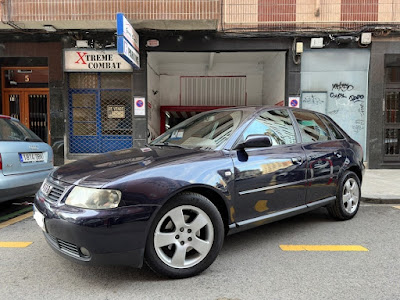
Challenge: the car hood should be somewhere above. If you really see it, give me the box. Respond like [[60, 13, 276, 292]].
[[52, 146, 210, 187]]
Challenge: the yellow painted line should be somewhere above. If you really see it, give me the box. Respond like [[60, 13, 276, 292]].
[[0, 242, 32, 248], [0, 212, 33, 230], [393, 206, 400, 210], [280, 245, 368, 251]]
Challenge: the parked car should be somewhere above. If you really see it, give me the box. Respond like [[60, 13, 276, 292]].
[[0, 115, 53, 203], [34, 107, 364, 278]]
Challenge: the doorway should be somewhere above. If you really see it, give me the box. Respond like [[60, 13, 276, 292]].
[[1, 67, 50, 143]]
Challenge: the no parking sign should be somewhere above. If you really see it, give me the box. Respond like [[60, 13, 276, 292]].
[[288, 96, 300, 108], [134, 97, 146, 116]]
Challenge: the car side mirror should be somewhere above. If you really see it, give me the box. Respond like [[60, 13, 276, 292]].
[[235, 135, 273, 150]]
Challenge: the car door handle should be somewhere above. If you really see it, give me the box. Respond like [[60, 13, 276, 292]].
[[334, 151, 342, 158], [291, 157, 303, 165]]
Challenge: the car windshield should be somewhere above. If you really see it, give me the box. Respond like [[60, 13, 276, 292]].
[[0, 118, 42, 142], [151, 110, 250, 150]]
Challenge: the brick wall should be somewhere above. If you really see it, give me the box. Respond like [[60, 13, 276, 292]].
[[8, 0, 220, 22]]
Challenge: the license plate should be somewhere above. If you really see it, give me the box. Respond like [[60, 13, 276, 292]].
[[20, 152, 44, 163], [33, 206, 46, 232], [41, 181, 52, 196]]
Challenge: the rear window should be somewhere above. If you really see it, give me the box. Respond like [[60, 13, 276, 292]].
[[319, 115, 345, 140], [0, 118, 42, 142], [292, 111, 331, 143]]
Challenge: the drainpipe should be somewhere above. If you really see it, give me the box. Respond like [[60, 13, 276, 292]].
[[315, 0, 321, 17]]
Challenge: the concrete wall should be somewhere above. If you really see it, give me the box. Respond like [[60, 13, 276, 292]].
[[147, 59, 161, 139]]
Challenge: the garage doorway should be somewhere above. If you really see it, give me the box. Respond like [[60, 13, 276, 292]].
[[147, 51, 286, 138]]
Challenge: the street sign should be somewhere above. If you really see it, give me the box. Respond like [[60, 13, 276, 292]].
[[117, 36, 140, 69], [134, 97, 146, 116], [288, 96, 300, 108], [116, 13, 139, 52], [116, 12, 140, 69]]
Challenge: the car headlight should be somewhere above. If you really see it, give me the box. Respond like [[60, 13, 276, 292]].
[[65, 186, 122, 209]]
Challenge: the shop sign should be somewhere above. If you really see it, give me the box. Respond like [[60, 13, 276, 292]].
[[116, 13, 139, 52], [107, 105, 126, 119], [64, 50, 132, 72], [134, 97, 146, 116], [117, 36, 140, 70]]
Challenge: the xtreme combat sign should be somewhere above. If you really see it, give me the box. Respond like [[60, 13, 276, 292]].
[[64, 50, 133, 72]]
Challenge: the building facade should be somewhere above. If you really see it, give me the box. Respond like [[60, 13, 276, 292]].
[[0, 0, 399, 168]]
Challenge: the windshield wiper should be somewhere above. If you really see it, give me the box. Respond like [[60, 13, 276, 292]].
[[151, 142, 189, 149]]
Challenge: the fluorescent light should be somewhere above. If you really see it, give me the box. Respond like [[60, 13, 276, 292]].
[[43, 25, 57, 32]]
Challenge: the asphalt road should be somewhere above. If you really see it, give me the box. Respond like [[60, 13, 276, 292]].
[[1, 203, 399, 300]]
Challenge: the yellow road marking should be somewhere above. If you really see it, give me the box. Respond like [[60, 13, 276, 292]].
[[393, 206, 400, 210], [280, 245, 368, 251], [0, 212, 33, 230], [0, 242, 32, 248]]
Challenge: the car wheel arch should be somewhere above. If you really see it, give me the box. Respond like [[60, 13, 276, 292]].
[[153, 185, 231, 236]]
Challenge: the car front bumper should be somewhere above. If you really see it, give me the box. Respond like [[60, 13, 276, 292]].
[[34, 191, 159, 268]]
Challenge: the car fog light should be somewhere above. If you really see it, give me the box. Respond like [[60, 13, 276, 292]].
[[80, 247, 90, 257]]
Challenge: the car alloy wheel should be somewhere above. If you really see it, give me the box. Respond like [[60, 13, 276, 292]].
[[327, 171, 361, 220], [154, 205, 214, 269], [145, 192, 224, 278], [342, 177, 359, 214]]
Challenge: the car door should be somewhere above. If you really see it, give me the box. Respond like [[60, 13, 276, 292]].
[[231, 109, 307, 223], [291, 110, 347, 204]]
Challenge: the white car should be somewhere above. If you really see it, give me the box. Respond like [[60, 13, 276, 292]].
[[0, 115, 53, 203]]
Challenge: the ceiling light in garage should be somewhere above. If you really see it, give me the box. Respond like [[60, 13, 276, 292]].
[[43, 25, 57, 32]]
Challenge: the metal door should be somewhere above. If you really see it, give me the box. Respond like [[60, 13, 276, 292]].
[[383, 90, 400, 162]]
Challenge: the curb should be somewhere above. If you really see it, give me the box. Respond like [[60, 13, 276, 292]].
[[361, 197, 400, 205]]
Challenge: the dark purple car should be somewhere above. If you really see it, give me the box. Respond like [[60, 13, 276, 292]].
[[34, 106, 364, 278]]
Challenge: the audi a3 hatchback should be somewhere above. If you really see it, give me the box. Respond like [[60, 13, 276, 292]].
[[34, 107, 364, 278], [0, 115, 53, 203]]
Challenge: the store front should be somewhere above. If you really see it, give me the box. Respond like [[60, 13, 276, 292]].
[[64, 49, 134, 158]]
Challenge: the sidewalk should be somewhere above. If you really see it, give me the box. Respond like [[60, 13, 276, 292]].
[[361, 169, 400, 204]]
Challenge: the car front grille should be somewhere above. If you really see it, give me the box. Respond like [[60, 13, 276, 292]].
[[41, 178, 71, 204], [47, 184, 65, 203]]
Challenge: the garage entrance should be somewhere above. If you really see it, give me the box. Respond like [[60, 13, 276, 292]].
[[147, 52, 286, 138]]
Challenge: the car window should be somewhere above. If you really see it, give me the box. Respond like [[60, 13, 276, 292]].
[[292, 111, 331, 143], [242, 109, 297, 146], [0, 118, 42, 142], [151, 110, 252, 150], [319, 115, 344, 140]]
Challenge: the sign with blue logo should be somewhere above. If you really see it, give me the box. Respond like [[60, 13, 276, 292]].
[[134, 97, 146, 116], [288, 96, 300, 108], [117, 36, 140, 69], [116, 13, 140, 69]]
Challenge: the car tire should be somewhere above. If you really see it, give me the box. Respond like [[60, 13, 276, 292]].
[[144, 192, 224, 279], [327, 171, 361, 220]]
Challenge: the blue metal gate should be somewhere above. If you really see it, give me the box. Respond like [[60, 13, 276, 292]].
[[68, 73, 133, 153]]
